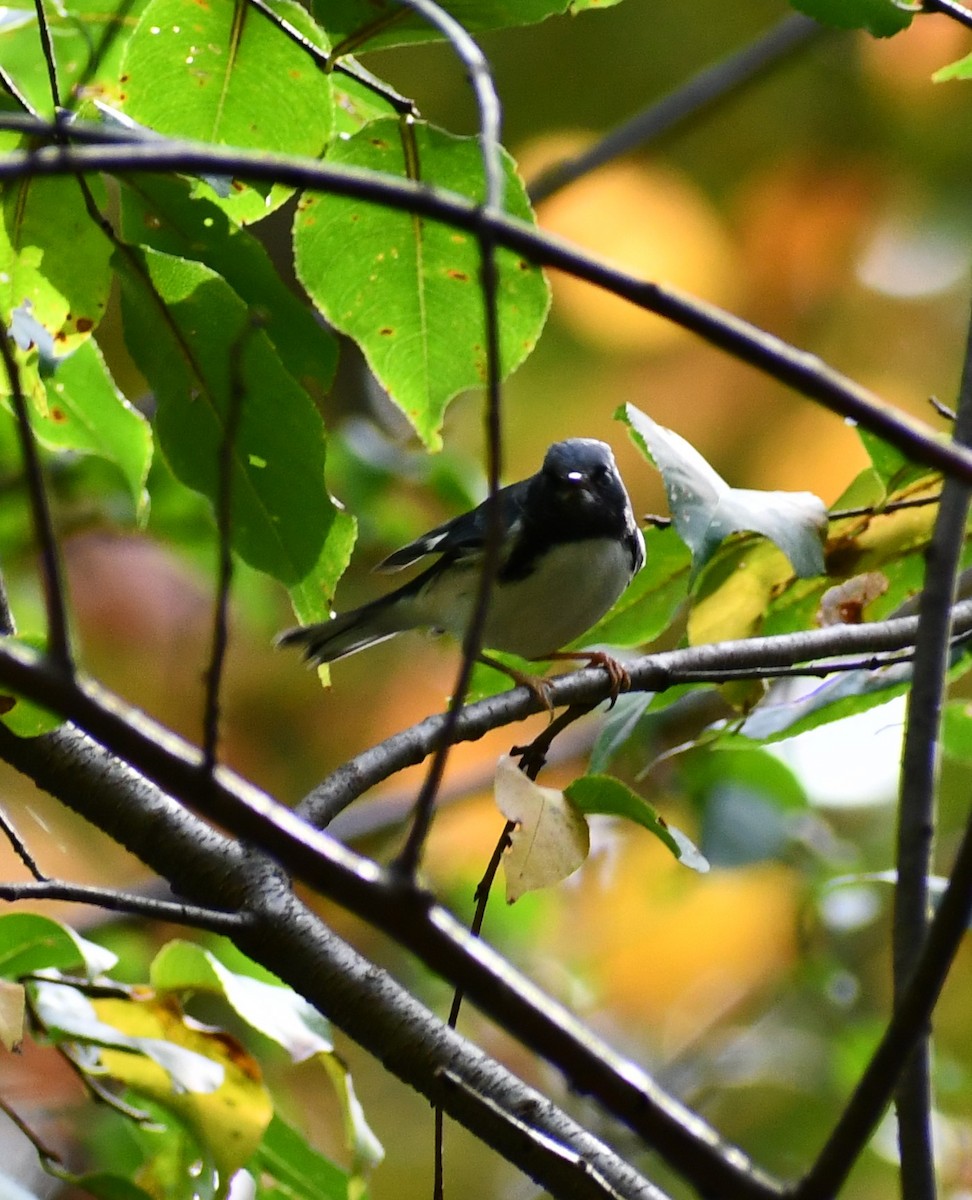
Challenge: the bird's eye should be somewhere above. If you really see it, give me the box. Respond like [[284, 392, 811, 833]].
[[592, 463, 609, 482]]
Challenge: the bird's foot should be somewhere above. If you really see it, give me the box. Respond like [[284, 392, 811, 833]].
[[479, 654, 556, 712], [545, 650, 631, 708]]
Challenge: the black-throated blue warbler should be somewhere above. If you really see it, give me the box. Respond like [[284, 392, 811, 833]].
[[277, 439, 644, 686]]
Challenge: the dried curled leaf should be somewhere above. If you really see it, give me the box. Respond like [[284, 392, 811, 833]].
[[494, 756, 590, 903]]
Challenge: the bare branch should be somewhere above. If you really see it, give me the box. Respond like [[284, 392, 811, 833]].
[[0, 879, 245, 931], [0, 809, 46, 881], [390, 0, 506, 878], [299, 602, 972, 827], [528, 13, 824, 204], [0, 323, 72, 671], [891, 295, 972, 1195], [0, 132, 971, 486], [797, 806, 972, 1199], [0, 641, 780, 1199], [0, 720, 678, 1200]]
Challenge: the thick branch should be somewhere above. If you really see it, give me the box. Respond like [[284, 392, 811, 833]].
[[0, 721, 671, 1200], [0, 641, 779, 1200]]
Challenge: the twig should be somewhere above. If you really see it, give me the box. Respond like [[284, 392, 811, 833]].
[[242, 0, 417, 116], [2, 135, 972, 487], [390, 0, 505, 878], [0, 65, 37, 116], [31, 0, 61, 110], [434, 815, 511, 1200], [890, 297, 972, 1195], [0, 810, 46, 881], [930, 395, 956, 422], [202, 319, 254, 772], [512, 703, 599, 778], [0, 879, 245, 931], [0, 1094, 62, 1165], [298, 604, 972, 827], [0, 325, 72, 671], [796, 805, 972, 1198], [529, 13, 824, 204]]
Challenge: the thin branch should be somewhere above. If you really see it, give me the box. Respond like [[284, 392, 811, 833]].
[[0, 325, 72, 671], [31, 0, 61, 110], [1, 133, 970, 487], [242, 0, 418, 116], [829, 494, 941, 521], [390, 0, 505, 877], [0, 1094, 62, 1165], [529, 13, 824, 204], [0, 65, 38, 117], [890, 297, 972, 1196], [796, 805, 972, 1199], [0, 879, 246, 931], [0, 809, 46, 881], [202, 319, 253, 772], [298, 603, 972, 827], [436, 816, 514, 1197]]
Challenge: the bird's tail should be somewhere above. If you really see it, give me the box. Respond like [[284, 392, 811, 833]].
[[275, 594, 408, 664]]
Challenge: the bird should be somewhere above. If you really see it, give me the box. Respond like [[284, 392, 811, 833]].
[[277, 438, 645, 695]]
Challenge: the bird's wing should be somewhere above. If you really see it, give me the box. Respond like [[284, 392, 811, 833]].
[[376, 481, 527, 573]]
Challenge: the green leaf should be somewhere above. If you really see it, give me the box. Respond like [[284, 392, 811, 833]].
[[578, 523, 689, 648], [294, 118, 550, 449], [0, 173, 112, 359], [679, 746, 808, 866], [46, 1173, 155, 1200], [934, 52, 972, 82], [856, 427, 939, 499], [0, 913, 117, 980], [313, 0, 569, 51], [252, 1114, 351, 1200], [567, 774, 709, 871], [37, 339, 152, 513], [0, 0, 152, 117], [151, 941, 334, 1063], [120, 0, 333, 223], [942, 698, 972, 764], [151, 942, 383, 1173], [788, 0, 913, 37], [0, 635, 64, 736], [588, 692, 653, 775], [286, 508, 357, 629], [736, 662, 912, 743], [118, 175, 338, 402], [119, 247, 349, 618], [621, 403, 827, 580]]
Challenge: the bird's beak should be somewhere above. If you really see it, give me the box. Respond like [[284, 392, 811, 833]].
[[559, 471, 595, 502]]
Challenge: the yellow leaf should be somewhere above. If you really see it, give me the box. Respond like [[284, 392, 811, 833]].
[[494, 756, 590, 903], [93, 994, 272, 1184], [0, 979, 25, 1050]]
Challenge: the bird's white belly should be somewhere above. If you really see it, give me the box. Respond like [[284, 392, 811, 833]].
[[412, 537, 634, 658]]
